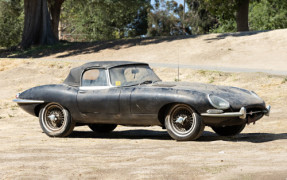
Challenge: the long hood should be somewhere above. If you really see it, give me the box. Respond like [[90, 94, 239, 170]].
[[153, 81, 265, 109]]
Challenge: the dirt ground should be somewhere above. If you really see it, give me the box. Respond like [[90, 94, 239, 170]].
[[0, 59, 286, 180]]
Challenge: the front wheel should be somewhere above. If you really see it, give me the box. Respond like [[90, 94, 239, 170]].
[[211, 124, 246, 136], [165, 104, 205, 141], [88, 124, 117, 133], [39, 103, 75, 137]]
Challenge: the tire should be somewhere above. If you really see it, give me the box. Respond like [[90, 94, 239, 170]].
[[39, 103, 75, 137], [211, 124, 246, 136], [165, 104, 205, 141], [88, 124, 117, 133]]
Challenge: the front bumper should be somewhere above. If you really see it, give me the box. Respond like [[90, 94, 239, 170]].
[[201, 105, 271, 119], [13, 99, 44, 104]]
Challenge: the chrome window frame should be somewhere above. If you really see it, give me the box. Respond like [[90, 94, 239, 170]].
[[80, 68, 112, 90]]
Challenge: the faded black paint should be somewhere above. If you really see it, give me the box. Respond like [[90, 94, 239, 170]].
[[16, 62, 267, 127]]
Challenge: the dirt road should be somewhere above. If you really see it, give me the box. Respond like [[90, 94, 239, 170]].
[[0, 60, 287, 179]]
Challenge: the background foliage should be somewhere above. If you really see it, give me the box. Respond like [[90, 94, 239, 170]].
[[1, 0, 287, 48], [0, 0, 23, 48]]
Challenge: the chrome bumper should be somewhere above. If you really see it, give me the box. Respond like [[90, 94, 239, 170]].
[[201, 105, 271, 119], [13, 99, 45, 104]]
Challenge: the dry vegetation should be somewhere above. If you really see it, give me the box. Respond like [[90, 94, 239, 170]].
[[0, 59, 287, 179]]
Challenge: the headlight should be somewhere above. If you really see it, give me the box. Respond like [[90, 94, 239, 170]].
[[208, 94, 230, 110]]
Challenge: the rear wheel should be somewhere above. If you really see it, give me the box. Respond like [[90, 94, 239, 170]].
[[212, 124, 246, 136], [39, 103, 75, 137], [165, 104, 205, 141], [88, 124, 117, 133]]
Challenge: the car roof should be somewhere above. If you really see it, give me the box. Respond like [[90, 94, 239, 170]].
[[63, 61, 148, 87]]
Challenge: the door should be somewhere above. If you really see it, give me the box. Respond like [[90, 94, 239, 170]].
[[76, 68, 121, 122]]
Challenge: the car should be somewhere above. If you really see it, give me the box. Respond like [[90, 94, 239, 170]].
[[13, 61, 271, 141]]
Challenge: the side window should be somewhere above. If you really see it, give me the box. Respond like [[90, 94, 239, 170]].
[[82, 69, 107, 86]]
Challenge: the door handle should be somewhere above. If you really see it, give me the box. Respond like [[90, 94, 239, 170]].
[[78, 90, 86, 93]]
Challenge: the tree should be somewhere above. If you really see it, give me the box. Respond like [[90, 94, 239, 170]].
[[0, 0, 23, 48], [203, 0, 250, 32], [236, 0, 249, 31], [147, 0, 185, 36], [185, 0, 217, 34], [48, 0, 65, 39], [249, 0, 287, 30], [60, 0, 149, 41], [21, 0, 58, 49]]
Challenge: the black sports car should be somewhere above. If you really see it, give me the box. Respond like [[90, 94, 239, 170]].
[[13, 61, 271, 141]]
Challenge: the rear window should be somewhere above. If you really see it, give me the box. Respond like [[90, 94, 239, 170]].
[[81, 69, 107, 86]]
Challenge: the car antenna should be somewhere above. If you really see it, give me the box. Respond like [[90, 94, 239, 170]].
[[177, 44, 180, 81]]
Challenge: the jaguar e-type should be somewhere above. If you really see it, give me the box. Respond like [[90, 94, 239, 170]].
[[13, 61, 271, 141]]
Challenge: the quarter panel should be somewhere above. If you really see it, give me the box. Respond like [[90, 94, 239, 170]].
[[19, 84, 81, 120]]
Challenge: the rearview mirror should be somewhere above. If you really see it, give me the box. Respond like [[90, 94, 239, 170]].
[[132, 69, 139, 74]]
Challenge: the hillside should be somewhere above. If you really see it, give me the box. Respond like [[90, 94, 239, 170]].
[[3, 29, 287, 74]]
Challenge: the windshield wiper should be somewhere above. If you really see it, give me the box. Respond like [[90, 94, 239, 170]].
[[139, 80, 153, 85]]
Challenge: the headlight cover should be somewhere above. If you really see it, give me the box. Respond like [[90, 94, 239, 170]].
[[207, 94, 230, 110]]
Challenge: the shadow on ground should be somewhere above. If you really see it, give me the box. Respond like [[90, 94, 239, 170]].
[[70, 129, 171, 140], [0, 36, 192, 59], [199, 131, 287, 143], [204, 30, 270, 42], [0, 30, 269, 59], [69, 129, 287, 143]]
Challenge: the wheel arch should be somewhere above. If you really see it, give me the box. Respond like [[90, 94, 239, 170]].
[[34, 102, 72, 117]]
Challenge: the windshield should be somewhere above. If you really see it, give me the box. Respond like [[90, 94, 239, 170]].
[[109, 65, 161, 86]]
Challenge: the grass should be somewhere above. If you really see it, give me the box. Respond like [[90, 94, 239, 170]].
[[281, 77, 287, 84]]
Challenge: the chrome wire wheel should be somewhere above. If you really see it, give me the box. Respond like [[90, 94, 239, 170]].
[[39, 103, 75, 137], [43, 104, 66, 132], [165, 104, 204, 141], [170, 106, 196, 136]]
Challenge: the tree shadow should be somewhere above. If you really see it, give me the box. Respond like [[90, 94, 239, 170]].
[[69, 129, 287, 143], [1, 30, 272, 58], [0, 35, 195, 59], [204, 30, 271, 42]]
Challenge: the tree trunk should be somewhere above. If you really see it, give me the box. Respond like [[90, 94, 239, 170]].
[[48, 0, 65, 40], [236, 0, 249, 32], [21, 0, 57, 49]]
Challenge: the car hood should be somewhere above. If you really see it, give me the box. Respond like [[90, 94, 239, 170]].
[[152, 81, 265, 109]]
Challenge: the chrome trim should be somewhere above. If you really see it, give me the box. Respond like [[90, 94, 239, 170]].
[[201, 105, 271, 119], [79, 86, 111, 90], [201, 107, 247, 119], [264, 105, 271, 116], [13, 99, 45, 104], [106, 69, 113, 86]]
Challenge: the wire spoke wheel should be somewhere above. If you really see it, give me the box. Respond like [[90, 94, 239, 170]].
[[39, 103, 75, 137], [43, 104, 66, 131], [170, 107, 195, 136], [165, 104, 204, 141]]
